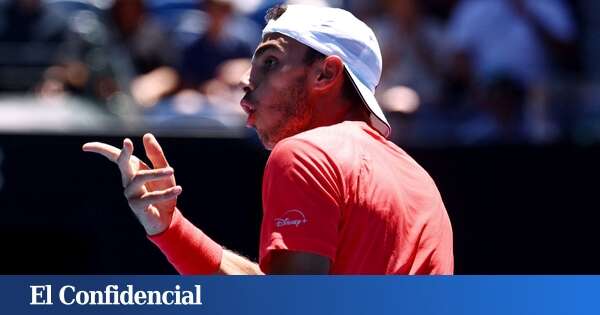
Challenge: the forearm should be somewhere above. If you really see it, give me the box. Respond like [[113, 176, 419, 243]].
[[148, 209, 264, 275], [218, 250, 264, 275], [148, 209, 223, 274]]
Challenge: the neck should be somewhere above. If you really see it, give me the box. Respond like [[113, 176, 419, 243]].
[[306, 94, 368, 130], [344, 103, 371, 122]]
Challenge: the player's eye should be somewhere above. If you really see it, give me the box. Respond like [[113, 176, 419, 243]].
[[263, 57, 278, 70]]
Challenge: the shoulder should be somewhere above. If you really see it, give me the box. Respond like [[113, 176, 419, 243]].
[[266, 122, 367, 179], [271, 122, 363, 163], [263, 124, 359, 205], [267, 129, 335, 173]]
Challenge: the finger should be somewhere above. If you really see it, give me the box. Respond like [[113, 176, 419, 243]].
[[117, 138, 135, 187], [143, 133, 169, 169], [83, 142, 150, 171], [129, 186, 182, 211], [124, 167, 174, 198], [133, 155, 151, 171], [82, 142, 121, 162]]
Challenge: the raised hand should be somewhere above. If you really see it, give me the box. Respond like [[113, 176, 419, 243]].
[[82, 133, 182, 235]]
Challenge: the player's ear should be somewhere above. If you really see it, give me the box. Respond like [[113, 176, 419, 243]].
[[313, 55, 345, 92]]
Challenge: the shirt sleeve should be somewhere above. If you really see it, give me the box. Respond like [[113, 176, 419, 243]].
[[259, 138, 345, 272]]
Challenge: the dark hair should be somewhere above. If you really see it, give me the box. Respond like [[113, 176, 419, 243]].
[[264, 4, 363, 105], [264, 4, 288, 22]]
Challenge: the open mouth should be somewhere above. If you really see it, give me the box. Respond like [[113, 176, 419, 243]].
[[240, 99, 256, 127], [240, 99, 256, 115]]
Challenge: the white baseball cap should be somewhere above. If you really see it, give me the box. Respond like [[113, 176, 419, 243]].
[[262, 4, 391, 138]]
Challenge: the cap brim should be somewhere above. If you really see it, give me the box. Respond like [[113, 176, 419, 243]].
[[345, 68, 391, 138]]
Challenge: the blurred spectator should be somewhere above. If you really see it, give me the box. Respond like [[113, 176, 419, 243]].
[[420, 0, 459, 21], [1, 0, 593, 145], [106, 0, 180, 108], [353, 0, 458, 146], [144, 58, 249, 129], [179, 0, 256, 90], [139, 0, 259, 128], [0, 0, 75, 92], [202, 57, 250, 115], [446, 0, 576, 88], [370, 0, 447, 105], [109, 0, 178, 75], [445, 0, 576, 144]]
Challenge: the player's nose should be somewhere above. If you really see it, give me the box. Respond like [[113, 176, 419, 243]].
[[238, 67, 253, 93]]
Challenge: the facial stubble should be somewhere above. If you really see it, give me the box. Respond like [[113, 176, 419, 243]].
[[258, 74, 312, 150]]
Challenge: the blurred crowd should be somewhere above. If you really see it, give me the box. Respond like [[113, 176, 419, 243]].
[[0, 0, 599, 145]]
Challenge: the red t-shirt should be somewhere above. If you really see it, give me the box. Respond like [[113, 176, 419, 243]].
[[259, 121, 453, 274]]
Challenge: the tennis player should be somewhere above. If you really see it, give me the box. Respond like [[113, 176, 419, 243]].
[[83, 4, 454, 274]]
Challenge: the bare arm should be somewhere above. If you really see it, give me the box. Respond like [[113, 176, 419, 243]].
[[218, 250, 264, 275]]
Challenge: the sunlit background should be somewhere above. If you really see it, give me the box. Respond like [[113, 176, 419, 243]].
[[1, 0, 598, 145]]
